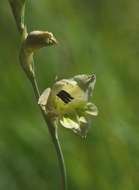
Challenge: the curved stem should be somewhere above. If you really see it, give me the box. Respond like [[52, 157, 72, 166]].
[[53, 123, 67, 190], [9, 2, 67, 189], [30, 76, 67, 190], [30, 77, 40, 99]]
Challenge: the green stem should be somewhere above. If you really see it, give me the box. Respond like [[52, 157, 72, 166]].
[[9, 2, 67, 189], [20, 31, 68, 190], [53, 122, 67, 190], [30, 77, 67, 190]]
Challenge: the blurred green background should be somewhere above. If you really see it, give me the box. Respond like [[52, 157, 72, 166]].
[[0, 0, 139, 189]]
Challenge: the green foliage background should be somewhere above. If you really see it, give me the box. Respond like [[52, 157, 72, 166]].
[[0, 0, 139, 189]]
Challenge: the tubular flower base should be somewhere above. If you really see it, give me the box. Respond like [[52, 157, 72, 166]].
[[38, 74, 98, 137]]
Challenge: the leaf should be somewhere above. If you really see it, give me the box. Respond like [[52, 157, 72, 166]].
[[9, 0, 26, 33]]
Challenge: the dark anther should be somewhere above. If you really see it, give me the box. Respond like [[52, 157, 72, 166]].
[[57, 90, 74, 104]]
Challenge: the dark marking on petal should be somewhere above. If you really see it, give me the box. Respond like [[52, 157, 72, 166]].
[[57, 90, 74, 104]]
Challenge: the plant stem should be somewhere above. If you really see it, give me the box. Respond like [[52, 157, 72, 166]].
[[54, 124, 67, 190], [22, 38, 68, 190], [9, 2, 67, 190], [30, 77, 67, 190]]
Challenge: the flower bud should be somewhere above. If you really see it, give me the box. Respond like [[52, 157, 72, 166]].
[[20, 30, 57, 79], [24, 31, 58, 52]]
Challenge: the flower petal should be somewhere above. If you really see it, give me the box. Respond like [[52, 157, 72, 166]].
[[60, 115, 89, 138], [38, 88, 51, 111], [78, 116, 87, 123], [77, 116, 89, 138], [85, 102, 98, 116], [60, 117, 79, 130]]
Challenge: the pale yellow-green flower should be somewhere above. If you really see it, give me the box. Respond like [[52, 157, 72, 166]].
[[38, 74, 98, 137]]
